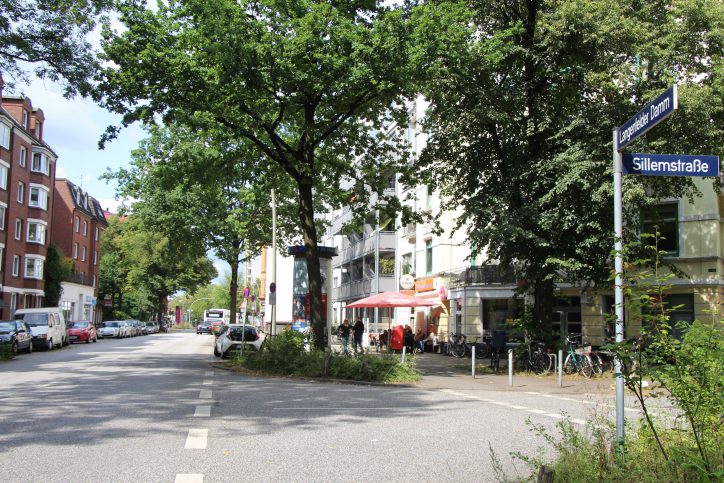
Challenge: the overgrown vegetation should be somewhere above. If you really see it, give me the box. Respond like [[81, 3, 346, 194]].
[[233, 330, 421, 383], [509, 237, 723, 481], [0, 343, 14, 361]]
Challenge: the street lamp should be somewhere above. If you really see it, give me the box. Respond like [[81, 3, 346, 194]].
[[187, 297, 211, 325]]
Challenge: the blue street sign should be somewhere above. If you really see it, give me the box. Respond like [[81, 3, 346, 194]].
[[622, 153, 720, 177], [617, 86, 678, 149]]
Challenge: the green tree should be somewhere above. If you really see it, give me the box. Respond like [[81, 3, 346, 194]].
[[94, 0, 419, 349], [0, 0, 109, 95], [414, 0, 723, 337], [43, 245, 73, 306]]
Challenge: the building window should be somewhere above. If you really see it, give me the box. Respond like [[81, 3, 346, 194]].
[[31, 153, 50, 175], [402, 253, 413, 275], [94, 251, 98, 265], [26, 220, 46, 244], [95, 227, 99, 241], [17, 182, 24, 203], [22, 110, 29, 129], [0, 245, 3, 272], [28, 185, 49, 210], [12, 255, 19, 276], [35, 121, 42, 140], [0, 122, 9, 149], [24, 256, 44, 279], [0, 203, 6, 230], [83, 220, 88, 236], [642, 203, 679, 256], [19, 146, 26, 167], [14, 219, 21, 240], [0, 161, 8, 190], [81, 246, 86, 262], [425, 240, 433, 275], [74, 216, 80, 233], [73, 242, 78, 259]]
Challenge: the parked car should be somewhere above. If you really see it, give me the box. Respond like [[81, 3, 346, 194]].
[[14, 308, 67, 350], [214, 324, 265, 358], [210, 321, 225, 336], [66, 321, 97, 344], [196, 321, 213, 335], [0, 320, 33, 355], [99, 321, 129, 338], [145, 321, 159, 334]]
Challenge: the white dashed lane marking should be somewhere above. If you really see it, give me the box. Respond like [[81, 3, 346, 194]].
[[194, 405, 211, 417], [184, 429, 208, 449], [199, 389, 212, 399], [175, 474, 204, 483], [204, 371, 213, 376], [202, 379, 213, 385]]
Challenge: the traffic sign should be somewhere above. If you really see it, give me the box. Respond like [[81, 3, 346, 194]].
[[243, 287, 250, 298], [622, 153, 720, 177], [269, 292, 276, 305], [617, 85, 677, 149], [269, 282, 276, 293]]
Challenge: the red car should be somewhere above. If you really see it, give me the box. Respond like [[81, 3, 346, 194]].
[[67, 321, 98, 344]]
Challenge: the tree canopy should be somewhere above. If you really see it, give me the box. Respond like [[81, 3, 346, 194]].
[[413, 0, 723, 334], [94, 0, 419, 348], [0, 0, 108, 95]]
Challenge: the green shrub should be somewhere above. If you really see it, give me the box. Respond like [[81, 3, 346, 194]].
[[234, 330, 421, 383], [0, 343, 14, 361]]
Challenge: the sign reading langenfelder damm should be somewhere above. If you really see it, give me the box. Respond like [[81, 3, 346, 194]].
[[618, 85, 678, 149], [622, 153, 720, 177]]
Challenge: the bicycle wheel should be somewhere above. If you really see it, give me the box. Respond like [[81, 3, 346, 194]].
[[589, 352, 604, 376], [531, 351, 552, 375], [563, 354, 573, 374], [450, 343, 466, 358], [579, 355, 594, 378], [475, 343, 490, 360]]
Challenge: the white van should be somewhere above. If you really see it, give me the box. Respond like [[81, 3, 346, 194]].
[[14, 308, 67, 350]]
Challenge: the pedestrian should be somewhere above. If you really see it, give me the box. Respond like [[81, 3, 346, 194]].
[[380, 329, 389, 348], [403, 325, 414, 354], [414, 328, 426, 353], [353, 319, 365, 353], [338, 319, 352, 355]]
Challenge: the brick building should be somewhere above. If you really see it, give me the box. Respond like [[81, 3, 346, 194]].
[[51, 179, 108, 322], [0, 77, 57, 317]]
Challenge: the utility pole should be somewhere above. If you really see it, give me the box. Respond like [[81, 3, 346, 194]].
[[270, 188, 277, 335]]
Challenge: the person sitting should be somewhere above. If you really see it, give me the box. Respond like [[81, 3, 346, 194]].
[[414, 328, 426, 353]]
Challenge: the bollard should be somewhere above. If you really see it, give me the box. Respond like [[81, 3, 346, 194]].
[[401, 346, 406, 364], [508, 349, 514, 387], [558, 349, 563, 387], [472, 345, 476, 378]]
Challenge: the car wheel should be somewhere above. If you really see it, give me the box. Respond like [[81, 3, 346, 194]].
[[26, 341, 33, 354], [214, 346, 221, 357], [11, 341, 18, 356], [93, 335, 97, 343], [47, 339, 54, 351]]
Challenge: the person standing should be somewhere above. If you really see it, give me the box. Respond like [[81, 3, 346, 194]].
[[338, 319, 352, 355], [353, 319, 365, 354]]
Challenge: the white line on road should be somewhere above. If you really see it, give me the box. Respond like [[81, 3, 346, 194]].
[[194, 405, 211, 417], [202, 379, 213, 385], [572, 418, 587, 425], [184, 429, 208, 449], [175, 474, 204, 483], [199, 390, 212, 399], [204, 371, 213, 376], [526, 409, 547, 415], [545, 413, 565, 419]]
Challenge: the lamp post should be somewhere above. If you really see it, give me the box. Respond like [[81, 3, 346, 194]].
[[187, 297, 211, 325]]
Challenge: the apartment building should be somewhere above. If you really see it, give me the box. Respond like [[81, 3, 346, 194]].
[[51, 179, 108, 322], [0, 78, 56, 317]]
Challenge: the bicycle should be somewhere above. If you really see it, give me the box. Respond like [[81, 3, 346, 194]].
[[563, 334, 594, 378], [448, 333, 468, 358], [518, 341, 552, 375]]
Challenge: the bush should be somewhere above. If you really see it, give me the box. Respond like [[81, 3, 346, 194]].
[[234, 330, 421, 383], [0, 343, 14, 361]]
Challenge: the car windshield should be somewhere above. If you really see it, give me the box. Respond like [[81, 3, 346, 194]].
[[104, 322, 120, 328], [15, 313, 48, 326], [0, 321, 16, 332], [69, 322, 89, 328]]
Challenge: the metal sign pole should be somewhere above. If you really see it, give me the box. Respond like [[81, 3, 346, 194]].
[[613, 129, 626, 448]]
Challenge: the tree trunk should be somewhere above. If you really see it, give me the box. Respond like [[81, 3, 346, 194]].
[[298, 179, 324, 350], [158, 294, 165, 327], [229, 252, 239, 325], [533, 279, 555, 344]]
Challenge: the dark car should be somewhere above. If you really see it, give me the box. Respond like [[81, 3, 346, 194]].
[[66, 321, 98, 344], [196, 321, 213, 335], [0, 320, 33, 356]]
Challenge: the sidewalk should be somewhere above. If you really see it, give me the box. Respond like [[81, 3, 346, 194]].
[[411, 351, 616, 396]]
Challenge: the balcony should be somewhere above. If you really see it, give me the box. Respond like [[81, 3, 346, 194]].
[[64, 272, 95, 287], [334, 232, 396, 266], [334, 275, 397, 301], [402, 223, 416, 243], [447, 265, 517, 289]]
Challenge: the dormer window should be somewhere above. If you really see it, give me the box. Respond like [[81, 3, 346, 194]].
[[22, 111, 29, 129], [31, 153, 50, 175], [35, 121, 42, 140]]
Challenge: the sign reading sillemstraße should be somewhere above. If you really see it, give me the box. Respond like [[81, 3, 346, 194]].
[[622, 153, 720, 177]]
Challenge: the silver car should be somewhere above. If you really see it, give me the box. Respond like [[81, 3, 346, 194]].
[[99, 321, 130, 338]]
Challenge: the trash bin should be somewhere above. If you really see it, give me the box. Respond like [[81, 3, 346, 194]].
[[390, 325, 404, 351]]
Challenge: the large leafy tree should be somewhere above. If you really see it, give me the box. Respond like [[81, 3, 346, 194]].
[[0, 0, 108, 95], [110, 122, 301, 324], [94, 0, 418, 348], [414, 0, 723, 336]]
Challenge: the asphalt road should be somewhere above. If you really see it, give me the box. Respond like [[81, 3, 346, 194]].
[[0, 332, 632, 482]]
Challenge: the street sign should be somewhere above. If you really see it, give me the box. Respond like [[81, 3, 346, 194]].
[[103, 295, 112, 307], [617, 85, 678, 149], [243, 287, 250, 298], [269, 292, 276, 305], [622, 153, 720, 177]]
